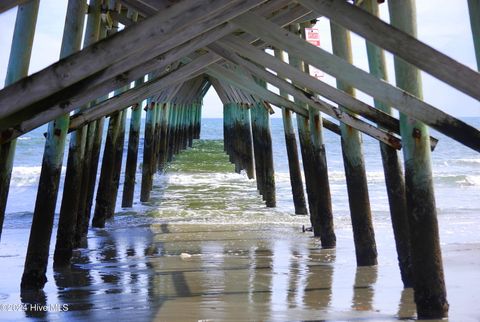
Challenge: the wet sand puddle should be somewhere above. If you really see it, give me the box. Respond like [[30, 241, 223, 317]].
[[1, 140, 479, 321]]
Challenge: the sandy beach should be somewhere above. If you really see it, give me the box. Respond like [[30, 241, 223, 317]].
[[1, 218, 479, 321]]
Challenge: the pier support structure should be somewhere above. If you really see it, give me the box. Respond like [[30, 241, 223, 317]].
[[122, 79, 145, 207], [361, 0, 412, 287], [288, 24, 336, 247], [250, 100, 276, 208], [389, 0, 449, 317], [468, 0, 480, 69], [22, 0, 84, 287], [273, 48, 308, 216], [330, 22, 377, 266], [0, 0, 39, 242]]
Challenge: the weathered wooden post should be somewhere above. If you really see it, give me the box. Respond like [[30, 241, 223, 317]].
[[109, 108, 127, 210], [330, 22, 377, 265], [299, 24, 336, 246], [308, 105, 336, 247], [22, 0, 84, 286], [122, 79, 144, 207], [361, 0, 412, 286], [232, 103, 242, 173], [389, 0, 449, 317], [92, 6, 127, 227], [273, 48, 308, 215], [180, 103, 187, 152], [468, 0, 480, 69], [167, 103, 176, 162], [140, 100, 157, 202], [174, 103, 182, 155], [250, 102, 265, 196], [157, 103, 169, 172], [61, 0, 101, 248], [151, 102, 161, 174], [187, 102, 195, 147], [194, 102, 202, 139], [251, 99, 276, 207], [287, 45, 336, 246], [0, 0, 39, 242], [240, 104, 255, 179], [50, 0, 88, 267], [92, 106, 123, 228], [224, 103, 235, 165], [76, 21, 108, 244]]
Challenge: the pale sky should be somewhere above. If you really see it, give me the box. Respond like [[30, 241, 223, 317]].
[[0, 0, 479, 118]]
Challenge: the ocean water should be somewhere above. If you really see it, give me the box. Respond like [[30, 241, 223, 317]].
[[5, 117, 480, 227], [1, 116, 479, 321]]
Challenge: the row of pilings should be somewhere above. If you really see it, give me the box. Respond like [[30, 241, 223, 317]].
[[223, 101, 276, 207], [22, 95, 202, 288]]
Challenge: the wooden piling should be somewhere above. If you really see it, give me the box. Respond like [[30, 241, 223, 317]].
[[21, 0, 90, 281], [283, 108, 308, 215], [273, 49, 308, 216], [92, 109, 123, 228], [287, 46, 335, 245], [468, 0, 480, 69], [232, 103, 242, 174], [331, 22, 377, 266], [92, 4, 127, 227], [194, 102, 202, 139], [295, 112, 319, 223], [76, 23, 108, 244], [308, 106, 336, 248], [140, 101, 157, 202], [251, 101, 276, 207], [224, 103, 235, 166], [152, 103, 162, 175], [157, 103, 169, 172], [389, 0, 449, 317], [0, 0, 39, 242], [59, 0, 102, 248], [241, 104, 255, 179], [362, 0, 412, 287], [109, 109, 127, 214], [49, 0, 87, 267], [122, 80, 144, 207], [167, 104, 176, 162]]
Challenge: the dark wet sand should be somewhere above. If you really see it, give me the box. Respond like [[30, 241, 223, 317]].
[[1, 221, 479, 322]]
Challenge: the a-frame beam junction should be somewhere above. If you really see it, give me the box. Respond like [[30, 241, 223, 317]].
[[298, 0, 480, 102], [207, 49, 402, 149], [230, 12, 480, 152]]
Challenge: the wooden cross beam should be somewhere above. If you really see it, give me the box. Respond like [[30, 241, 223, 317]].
[[298, 0, 480, 102], [231, 12, 480, 152]]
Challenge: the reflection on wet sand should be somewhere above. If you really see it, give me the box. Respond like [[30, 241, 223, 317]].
[[6, 222, 418, 321], [352, 266, 378, 312]]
